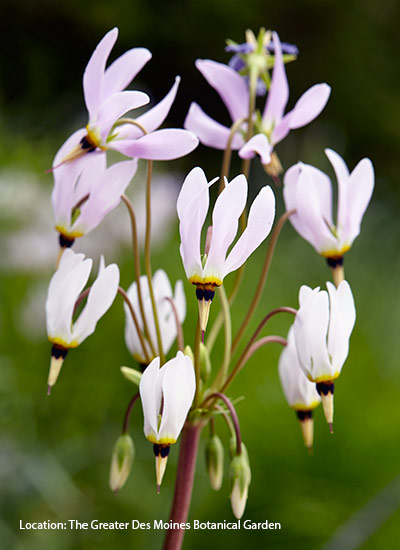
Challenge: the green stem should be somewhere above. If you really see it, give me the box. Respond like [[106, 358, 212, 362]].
[[121, 194, 157, 358], [211, 286, 231, 389], [219, 117, 247, 193], [117, 286, 151, 364], [144, 160, 165, 364], [232, 209, 294, 355], [193, 321, 201, 406], [165, 297, 184, 352], [204, 392, 242, 455]]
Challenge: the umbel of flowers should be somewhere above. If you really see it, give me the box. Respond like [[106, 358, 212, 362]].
[[43, 26, 374, 550]]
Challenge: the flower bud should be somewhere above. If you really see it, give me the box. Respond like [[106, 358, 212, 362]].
[[205, 434, 224, 490], [199, 342, 211, 382], [120, 366, 142, 386], [229, 449, 251, 519], [184, 345, 194, 363], [109, 434, 135, 493]]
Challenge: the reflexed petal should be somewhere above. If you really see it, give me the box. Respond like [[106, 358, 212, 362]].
[[343, 158, 374, 244], [238, 134, 272, 165], [327, 281, 356, 370], [103, 47, 152, 98], [279, 328, 321, 408], [83, 28, 118, 120], [284, 163, 336, 253], [195, 59, 249, 121], [72, 159, 137, 235], [263, 32, 289, 129], [325, 148, 350, 235], [124, 275, 152, 359], [118, 77, 181, 139], [140, 357, 162, 440], [174, 280, 186, 323], [177, 167, 211, 279], [287, 84, 331, 129], [72, 262, 119, 343], [158, 352, 196, 442], [112, 128, 198, 160], [204, 175, 248, 280], [184, 103, 244, 150], [96, 90, 150, 142], [46, 250, 92, 344], [222, 185, 275, 276]]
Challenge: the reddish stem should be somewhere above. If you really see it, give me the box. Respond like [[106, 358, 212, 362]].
[[163, 422, 203, 550]]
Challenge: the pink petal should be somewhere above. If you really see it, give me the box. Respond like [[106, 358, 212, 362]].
[[184, 103, 244, 150], [103, 47, 152, 98], [344, 157, 374, 244], [117, 77, 181, 139], [112, 128, 198, 160], [97, 90, 150, 142], [223, 185, 275, 276], [238, 134, 272, 165], [74, 159, 137, 235], [195, 59, 249, 121], [287, 83, 331, 129], [83, 28, 118, 121], [263, 32, 289, 129]]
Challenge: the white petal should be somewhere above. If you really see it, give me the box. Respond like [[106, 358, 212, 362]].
[[177, 167, 210, 280], [263, 32, 289, 129], [222, 185, 275, 277], [287, 83, 331, 129], [158, 352, 195, 442], [327, 281, 356, 371], [124, 275, 152, 360], [103, 47, 152, 98], [204, 174, 248, 282], [343, 158, 374, 245], [139, 357, 162, 440], [72, 262, 120, 343]]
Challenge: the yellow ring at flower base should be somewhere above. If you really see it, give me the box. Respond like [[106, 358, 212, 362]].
[[291, 400, 321, 411], [188, 275, 223, 286], [321, 245, 350, 259], [307, 372, 340, 383], [146, 434, 177, 445], [85, 125, 107, 151], [48, 336, 79, 349], [56, 226, 85, 239]]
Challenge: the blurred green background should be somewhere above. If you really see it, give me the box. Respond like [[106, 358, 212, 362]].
[[1, 0, 400, 548]]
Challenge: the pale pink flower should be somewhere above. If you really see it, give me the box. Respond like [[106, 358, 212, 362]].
[[283, 149, 374, 259], [55, 28, 198, 169]]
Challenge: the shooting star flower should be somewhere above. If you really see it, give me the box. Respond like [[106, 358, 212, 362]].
[[124, 270, 186, 365], [54, 28, 198, 170], [177, 167, 275, 331], [283, 149, 374, 282], [139, 351, 195, 490], [46, 249, 119, 392], [278, 328, 321, 449], [52, 155, 137, 247], [292, 281, 356, 430]]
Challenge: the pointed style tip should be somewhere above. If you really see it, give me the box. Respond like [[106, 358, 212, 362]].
[[47, 384, 52, 396], [307, 446, 314, 456], [329, 422, 334, 434], [157, 484, 160, 494], [201, 330, 205, 344], [45, 166, 55, 175]]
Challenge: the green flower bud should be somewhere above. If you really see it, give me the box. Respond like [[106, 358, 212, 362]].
[[229, 442, 251, 519], [120, 366, 142, 386], [205, 434, 224, 490], [109, 434, 135, 493], [184, 345, 194, 363], [199, 342, 211, 382]]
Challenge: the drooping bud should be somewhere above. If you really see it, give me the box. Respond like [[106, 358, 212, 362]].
[[47, 345, 68, 394], [109, 434, 135, 493], [120, 366, 142, 387], [229, 444, 251, 519], [153, 444, 170, 493], [205, 434, 224, 490], [184, 345, 195, 363], [199, 342, 212, 382], [316, 382, 334, 432], [295, 410, 314, 450]]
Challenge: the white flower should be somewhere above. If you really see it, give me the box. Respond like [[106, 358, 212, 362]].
[[283, 149, 374, 259], [139, 351, 195, 489], [292, 281, 356, 428], [177, 167, 275, 330], [45, 249, 119, 390], [278, 328, 321, 410], [124, 270, 186, 363]]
